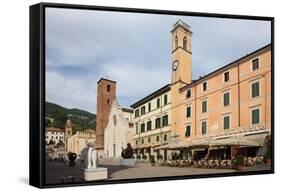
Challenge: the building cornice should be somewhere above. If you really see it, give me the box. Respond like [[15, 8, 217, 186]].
[[130, 84, 171, 108], [171, 46, 192, 54], [179, 44, 271, 92]]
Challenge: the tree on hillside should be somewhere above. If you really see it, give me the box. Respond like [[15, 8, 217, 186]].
[[52, 110, 67, 129], [45, 118, 52, 127]]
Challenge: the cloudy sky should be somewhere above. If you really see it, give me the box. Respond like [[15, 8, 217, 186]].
[[46, 8, 271, 114]]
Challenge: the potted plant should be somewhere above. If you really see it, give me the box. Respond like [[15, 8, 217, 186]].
[[143, 154, 147, 161], [150, 155, 156, 166], [157, 153, 163, 161], [265, 149, 272, 165], [234, 155, 244, 170]]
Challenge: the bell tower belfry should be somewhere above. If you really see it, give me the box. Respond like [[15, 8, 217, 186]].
[[171, 19, 192, 85]]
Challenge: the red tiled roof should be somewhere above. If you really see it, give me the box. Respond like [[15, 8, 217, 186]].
[[45, 127, 64, 132]]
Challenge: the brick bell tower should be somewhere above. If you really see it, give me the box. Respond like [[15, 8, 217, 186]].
[[96, 78, 116, 149]]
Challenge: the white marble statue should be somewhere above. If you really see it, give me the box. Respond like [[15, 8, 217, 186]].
[[87, 142, 98, 169]]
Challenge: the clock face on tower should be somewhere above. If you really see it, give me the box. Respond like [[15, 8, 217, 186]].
[[173, 61, 179, 71]]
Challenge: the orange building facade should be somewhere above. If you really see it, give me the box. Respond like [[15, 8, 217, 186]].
[[131, 20, 272, 160], [174, 44, 271, 158]]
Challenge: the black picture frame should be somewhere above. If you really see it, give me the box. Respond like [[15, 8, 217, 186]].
[[29, 2, 274, 188]]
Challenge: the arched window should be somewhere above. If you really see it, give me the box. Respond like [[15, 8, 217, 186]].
[[175, 36, 178, 49], [183, 36, 187, 50]]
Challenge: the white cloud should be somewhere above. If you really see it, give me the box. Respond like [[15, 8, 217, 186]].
[[46, 71, 97, 113], [101, 60, 170, 106], [45, 8, 271, 113]]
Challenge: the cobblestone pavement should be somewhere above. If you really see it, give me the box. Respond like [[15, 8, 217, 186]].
[[45, 160, 270, 185]]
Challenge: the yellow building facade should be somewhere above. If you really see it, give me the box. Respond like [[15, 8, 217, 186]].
[[66, 129, 96, 157], [131, 85, 172, 160]]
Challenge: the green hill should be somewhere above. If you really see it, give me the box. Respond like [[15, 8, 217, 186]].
[[45, 101, 96, 133]]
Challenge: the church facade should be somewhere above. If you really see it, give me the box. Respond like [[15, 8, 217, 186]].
[[64, 119, 96, 157], [104, 99, 134, 158], [95, 78, 135, 159]]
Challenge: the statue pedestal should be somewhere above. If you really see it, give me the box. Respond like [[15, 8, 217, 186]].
[[120, 159, 136, 166], [81, 168, 108, 181]]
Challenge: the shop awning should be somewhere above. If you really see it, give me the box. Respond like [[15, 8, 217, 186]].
[[211, 137, 259, 147], [188, 139, 212, 149], [154, 139, 211, 150], [243, 132, 268, 146], [154, 135, 262, 151], [133, 145, 151, 150], [154, 141, 188, 150]]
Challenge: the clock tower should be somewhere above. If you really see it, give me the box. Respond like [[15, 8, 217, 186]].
[[170, 20, 193, 141], [171, 19, 192, 85]]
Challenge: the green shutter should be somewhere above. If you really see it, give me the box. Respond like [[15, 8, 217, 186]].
[[256, 83, 260, 96], [252, 109, 260, 124], [157, 98, 160, 108], [162, 115, 168, 126], [252, 82, 260, 98], [224, 93, 230, 106], [224, 116, 230, 129], [202, 122, 207, 134], [185, 126, 191, 137], [164, 95, 168, 105], [135, 110, 139, 117], [186, 107, 191, 117], [141, 123, 145, 132], [147, 121, 151, 131], [155, 118, 161, 128], [202, 101, 207, 113]]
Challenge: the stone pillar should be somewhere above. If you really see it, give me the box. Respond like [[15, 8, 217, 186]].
[[231, 145, 239, 159]]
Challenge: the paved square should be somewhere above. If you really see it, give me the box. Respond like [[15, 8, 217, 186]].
[[45, 161, 237, 184], [45, 160, 270, 185]]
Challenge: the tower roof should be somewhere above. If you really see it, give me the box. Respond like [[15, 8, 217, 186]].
[[171, 19, 192, 33], [97, 77, 116, 84]]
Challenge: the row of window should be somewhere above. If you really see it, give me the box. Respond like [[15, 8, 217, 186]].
[[48, 131, 63, 135], [135, 94, 168, 117], [185, 80, 260, 116], [45, 135, 64, 140], [186, 58, 260, 99], [135, 134, 168, 145], [136, 115, 169, 134], [186, 93, 226, 117], [184, 107, 261, 137]]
